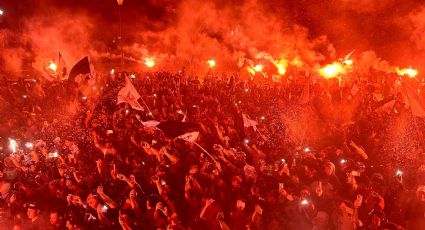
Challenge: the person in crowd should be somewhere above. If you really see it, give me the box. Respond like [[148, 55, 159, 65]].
[[0, 70, 422, 230]]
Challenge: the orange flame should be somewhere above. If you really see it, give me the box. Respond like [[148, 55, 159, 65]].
[[273, 59, 287, 75], [319, 62, 345, 79], [144, 57, 155, 68], [396, 67, 418, 78], [246, 66, 256, 76], [207, 59, 216, 68], [254, 64, 263, 72], [48, 61, 58, 72]]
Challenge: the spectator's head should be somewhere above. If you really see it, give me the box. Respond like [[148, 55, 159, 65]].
[[49, 211, 61, 225], [26, 203, 40, 220], [86, 194, 99, 210]]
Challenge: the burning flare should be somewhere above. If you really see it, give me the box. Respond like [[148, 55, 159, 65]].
[[207, 59, 216, 68], [273, 59, 288, 75], [319, 62, 345, 79], [254, 64, 263, 72], [144, 57, 155, 68], [396, 67, 418, 78], [49, 61, 58, 72]]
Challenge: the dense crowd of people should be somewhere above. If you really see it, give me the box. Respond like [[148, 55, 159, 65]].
[[0, 70, 424, 230]]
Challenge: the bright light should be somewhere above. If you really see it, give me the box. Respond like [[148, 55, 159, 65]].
[[25, 142, 33, 149], [340, 159, 347, 164], [177, 110, 183, 114], [207, 59, 216, 68], [396, 170, 403, 176], [260, 116, 265, 120], [274, 59, 287, 75], [144, 57, 155, 68], [301, 199, 308, 205], [244, 139, 250, 144], [82, 96, 87, 100], [110, 69, 115, 74], [9, 139, 17, 153], [130, 74, 136, 79], [0, 9, 4, 16], [396, 67, 418, 78], [49, 62, 58, 72], [343, 59, 353, 66], [304, 147, 311, 153], [254, 64, 263, 72], [319, 63, 345, 79]]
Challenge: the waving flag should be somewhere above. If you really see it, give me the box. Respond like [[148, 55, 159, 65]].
[[117, 77, 145, 111], [402, 82, 425, 117], [57, 52, 67, 80], [374, 100, 395, 114], [68, 57, 91, 83], [141, 120, 160, 128], [176, 131, 200, 143], [242, 113, 257, 131]]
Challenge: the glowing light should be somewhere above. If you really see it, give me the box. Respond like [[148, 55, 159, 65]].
[[130, 74, 136, 79], [319, 62, 345, 79], [82, 96, 87, 100], [117, 0, 124, 6], [244, 139, 250, 144], [144, 57, 155, 68], [396, 67, 418, 78], [207, 59, 216, 68], [254, 64, 263, 72], [247, 66, 256, 76], [340, 159, 347, 164], [273, 60, 287, 75], [304, 147, 311, 153], [343, 59, 353, 66], [281, 158, 286, 164], [9, 139, 17, 153], [25, 142, 33, 149], [260, 116, 265, 120], [110, 69, 115, 74], [396, 170, 403, 176], [301, 199, 308, 205], [0, 9, 4, 16], [177, 110, 183, 114], [49, 62, 58, 72]]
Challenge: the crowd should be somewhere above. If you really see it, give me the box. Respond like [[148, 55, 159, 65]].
[[0, 69, 424, 230]]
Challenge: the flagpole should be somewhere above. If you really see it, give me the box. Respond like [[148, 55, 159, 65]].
[[192, 142, 218, 164], [139, 97, 155, 119]]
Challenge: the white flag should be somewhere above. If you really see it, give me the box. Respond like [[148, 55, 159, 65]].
[[141, 120, 160, 128], [117, 77, 145, 111], [176, 131, 199, 143], [242, 113, 257, 131]]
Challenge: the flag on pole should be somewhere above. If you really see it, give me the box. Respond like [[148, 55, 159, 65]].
[[374, 99, 395, 114], [117, 77, 145, 111], [402, 82, 425, 117], [68, 57, 91, 83], [141, 120, 160, 128], [242, 113, 257, 131], [176, 131, 199, 143], [57, 52, 67, 80]]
